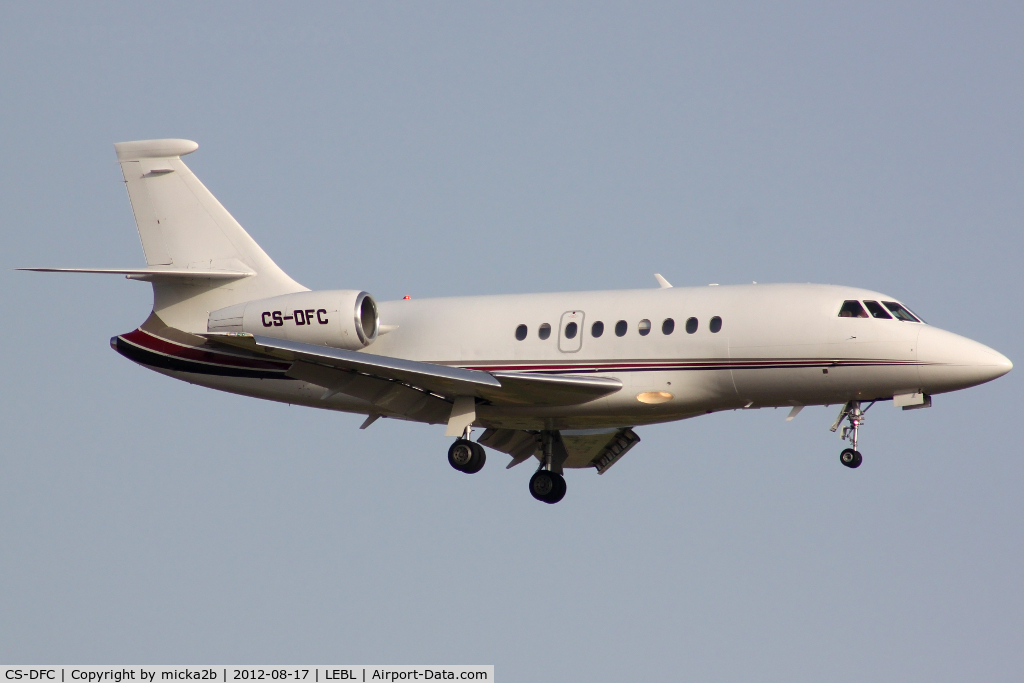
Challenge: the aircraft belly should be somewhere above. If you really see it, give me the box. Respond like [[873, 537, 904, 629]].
[[477, 369, 738, 430], [729, 364, 923, 405], [819, 363, 922, 402], [149, 368, 380, 415]]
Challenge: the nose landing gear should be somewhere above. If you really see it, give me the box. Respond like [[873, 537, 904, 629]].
[[830, 400, 874, 468], [840, 448, 863, 468]]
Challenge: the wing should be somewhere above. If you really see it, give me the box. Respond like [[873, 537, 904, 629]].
[[204, 333, 622, 408]]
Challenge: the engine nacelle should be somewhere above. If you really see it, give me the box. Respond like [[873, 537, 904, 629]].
[[208, 290, 379, 350]]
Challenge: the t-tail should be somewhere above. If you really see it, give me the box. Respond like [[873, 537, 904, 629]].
[[20, 138, 308, 333]]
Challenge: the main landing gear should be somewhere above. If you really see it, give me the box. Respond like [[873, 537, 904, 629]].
[[830, 400, 875, 469], [448, 430, 486, 474], [529, 470, 566, 504], [446, 428, 568, 504], [529, 430, 567, 504]]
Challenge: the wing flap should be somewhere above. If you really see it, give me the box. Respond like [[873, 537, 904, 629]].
[[286, 360, 451, 423], [478, 427, 640, 470], [478, 428, 541, 468]]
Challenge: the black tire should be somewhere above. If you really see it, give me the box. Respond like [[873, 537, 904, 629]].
[[840, 448, 862, 469], [548, 473, 567, 503], [529, 470, 566, 504], [529, 470, 556, 501], [463, 443, 486, 474], [448, 439, 475, 472]]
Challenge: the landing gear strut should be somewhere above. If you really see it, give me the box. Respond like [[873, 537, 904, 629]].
[[448, 426, 485, 474], [530, 430, 567, 504], [830, 400, 874, 469]]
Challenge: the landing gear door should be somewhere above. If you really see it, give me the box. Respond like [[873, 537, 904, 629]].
[[558, 311, 584, 353]]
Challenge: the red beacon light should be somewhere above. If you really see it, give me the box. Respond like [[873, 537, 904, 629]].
[[403, 295, 411, 300]]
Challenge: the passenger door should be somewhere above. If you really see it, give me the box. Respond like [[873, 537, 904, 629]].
[[558, 310, 585, 353]]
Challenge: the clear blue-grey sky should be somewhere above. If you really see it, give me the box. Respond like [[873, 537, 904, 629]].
[[2, 3, 1022, 680]]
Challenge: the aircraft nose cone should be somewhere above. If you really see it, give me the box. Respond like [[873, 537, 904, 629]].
[[918, 325, 1012, 393]]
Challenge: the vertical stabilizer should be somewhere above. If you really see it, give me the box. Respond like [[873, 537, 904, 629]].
[[114, 139, 307, 332]]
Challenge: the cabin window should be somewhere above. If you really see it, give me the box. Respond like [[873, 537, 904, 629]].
[[615, 320, 628, 337], [883, 301, 921, 322], [686, 317, 698, 334], [863, 300, 893, 319], [515, 324, 528, 340], [638, 319, 652, 336], [710, 316, 722, 333], [662, 318, 675, 335], [591, 321, 604, 337], [565, 321, 578, 339], [538, 323, 552, 339], [838, 300, 869, 318]]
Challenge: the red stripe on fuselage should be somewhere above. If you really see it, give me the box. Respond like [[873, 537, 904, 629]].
[[458, 359, 924, 373], [118, 328, 927, 377], [120, 329, 291, 371]]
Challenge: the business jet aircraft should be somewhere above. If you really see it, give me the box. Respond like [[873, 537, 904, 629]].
[[22, 139, 1012, 504]]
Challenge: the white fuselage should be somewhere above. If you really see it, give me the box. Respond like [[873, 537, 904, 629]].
[[144, 282, 1011, 431], [30, 137, 1013, 500]]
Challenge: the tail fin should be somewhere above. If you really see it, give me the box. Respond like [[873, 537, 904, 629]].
[[114, 139, 306, 332]]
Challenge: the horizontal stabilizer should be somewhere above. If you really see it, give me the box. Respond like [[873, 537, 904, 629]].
[[18, 267, 255, 282]]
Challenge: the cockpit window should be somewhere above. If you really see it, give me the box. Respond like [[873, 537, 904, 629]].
[[863, 300, 893, 319], [882, 301, 921, 322], [838, 300, 869, 318], [904, 305, 926, 323]]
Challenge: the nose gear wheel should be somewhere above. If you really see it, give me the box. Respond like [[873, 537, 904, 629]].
[[831, 400, 874, 468], [840, 448, 863, 468]]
